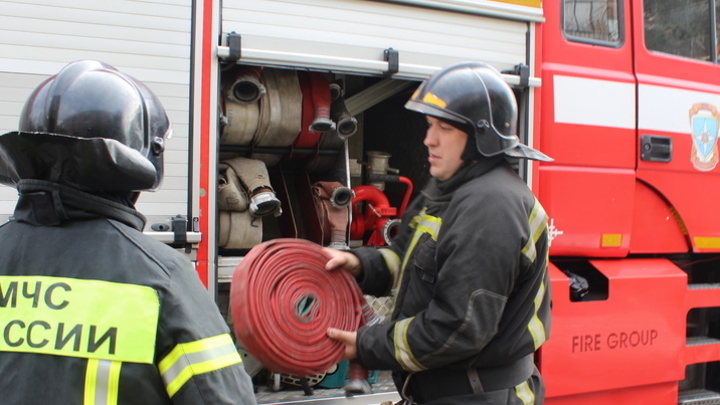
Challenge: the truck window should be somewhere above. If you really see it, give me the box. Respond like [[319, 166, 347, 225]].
[[644, 0, 717, 63], [562, 0, 622, 45]]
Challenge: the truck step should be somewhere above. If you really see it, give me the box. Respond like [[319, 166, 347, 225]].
[[687, 336, 720, 346], [688, 283, 720, 290], [679, 389, 720, 405]]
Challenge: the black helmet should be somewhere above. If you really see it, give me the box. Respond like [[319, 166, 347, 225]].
[[405, 62, 551, 161], [0, 60, 172, 191]]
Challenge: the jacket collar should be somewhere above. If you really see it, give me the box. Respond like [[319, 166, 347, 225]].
[[12, 179, 146, 230], [422, 155, 506, 201]]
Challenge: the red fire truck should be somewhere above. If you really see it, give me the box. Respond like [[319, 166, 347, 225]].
[[1, 0, 719, 404]]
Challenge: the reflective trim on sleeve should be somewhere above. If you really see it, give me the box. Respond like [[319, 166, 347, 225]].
[[514, 380, 535, 405], [378, 248, 401, 290], [393, 317, 425, 372], [159, 334, 242, 397], [521, 199, 548, 263], [84, 359, 122, 405], [527, 279, 547, 350]]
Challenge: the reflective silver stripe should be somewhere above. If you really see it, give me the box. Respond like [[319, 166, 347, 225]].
[[514, 380, 535, 405], [84, 359, 121, 405], [415, 213, 442, 241], [527, 279, 547, 349], [393, 317, 425, 372]]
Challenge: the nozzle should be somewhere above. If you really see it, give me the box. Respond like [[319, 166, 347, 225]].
[[329, 186, 355, 208], [331, 96, 357, 138]]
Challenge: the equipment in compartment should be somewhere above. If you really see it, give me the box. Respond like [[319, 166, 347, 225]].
[[218, 157, 284, 249], [311, 181, 354, 250], [219, 66, 354, 250], [219, 64, 422, 398], [351, 151, 414, 246]]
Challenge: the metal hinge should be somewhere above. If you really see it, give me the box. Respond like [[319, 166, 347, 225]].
[[503, 63, 530, 87], [384, 47, 399, 77], [147, 215, 201, 251], [224, 31, 242, 63]]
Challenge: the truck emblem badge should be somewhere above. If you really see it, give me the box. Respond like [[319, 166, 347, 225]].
[[689, 103, 720, 171]]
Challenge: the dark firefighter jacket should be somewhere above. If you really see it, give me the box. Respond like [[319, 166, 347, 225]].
[[0, 180, 256, 405], [352, 157, 551, 402]]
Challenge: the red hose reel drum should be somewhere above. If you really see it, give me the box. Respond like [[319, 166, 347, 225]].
[[230, 238, 367, 376]]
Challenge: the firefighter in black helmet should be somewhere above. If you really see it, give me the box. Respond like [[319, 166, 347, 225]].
[[0, 60, 256, 405], [325, 62, 552, 404]]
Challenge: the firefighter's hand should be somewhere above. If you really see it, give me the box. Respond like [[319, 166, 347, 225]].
[[322, 247, 362, 277], [327, 328, 358, 361]]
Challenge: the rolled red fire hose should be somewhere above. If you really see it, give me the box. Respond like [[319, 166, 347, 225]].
[[230, 238, 368, 376]]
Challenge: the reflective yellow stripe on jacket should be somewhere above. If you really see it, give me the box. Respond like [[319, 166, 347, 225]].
[[523, 198, 549, 350], [84, 359, 122, 405], [159, 334, 242, 397], [391, 209, 442, 372]]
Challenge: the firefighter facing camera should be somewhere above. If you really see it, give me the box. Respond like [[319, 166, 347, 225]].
[[0, 60, 256, 404], [324, 62, 552, 404]]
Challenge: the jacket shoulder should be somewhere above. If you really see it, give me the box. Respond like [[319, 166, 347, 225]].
[[105, 218, 193, 278]]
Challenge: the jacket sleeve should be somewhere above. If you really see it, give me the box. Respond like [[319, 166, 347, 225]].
[[356, 188, 530, 372], [352, 198, 423, 297], [156, 254, 257, 405]]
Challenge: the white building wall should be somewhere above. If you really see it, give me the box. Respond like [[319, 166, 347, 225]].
[[0, 0, 192, 227]]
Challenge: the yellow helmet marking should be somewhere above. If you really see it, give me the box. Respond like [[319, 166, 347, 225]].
[[422, 92, 447, 108]]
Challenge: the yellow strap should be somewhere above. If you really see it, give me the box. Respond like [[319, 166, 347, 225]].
[[159, 334, 242, 397], [0, 276, 158, 363]]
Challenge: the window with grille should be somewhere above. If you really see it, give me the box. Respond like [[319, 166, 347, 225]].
[[563, 0, 622, 45]]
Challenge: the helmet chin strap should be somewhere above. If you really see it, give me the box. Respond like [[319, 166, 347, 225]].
[[461, 130, 485, 163], [436, 117, 481, 164]]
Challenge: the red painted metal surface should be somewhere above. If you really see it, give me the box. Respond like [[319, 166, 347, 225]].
[[535, 1, 720, 402], [537, 0, 637, 258], [684, 286, 720, 366], [545, 382, 679, 405], [629, 181, 688, 254], [542, 259, 686, 402], [631, 0, 720, 253], [538, 166, 635, 257], [195, 0, 215, 288]]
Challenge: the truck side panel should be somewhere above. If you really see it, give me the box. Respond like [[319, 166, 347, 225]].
[[221, 0, 536, 80]]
